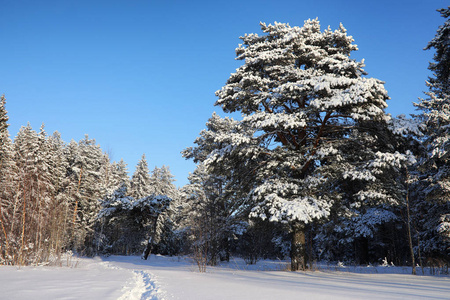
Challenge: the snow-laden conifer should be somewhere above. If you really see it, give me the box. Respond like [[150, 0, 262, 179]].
[[0, 95, 15, 264], [413, 6, 450, 259], [129, 154, 152, 199], [149, 166, 178, 200], [180, 163, 247, 265], [98, 184, 172, 258], [67, 135, 107, 254], [190, 20, 409, 270], [110, 159, 130, 191]]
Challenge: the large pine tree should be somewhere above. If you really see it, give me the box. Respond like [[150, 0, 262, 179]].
[[193, 20, 408, 270]]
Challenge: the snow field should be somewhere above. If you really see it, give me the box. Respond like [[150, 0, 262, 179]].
[[0, 255, 449, 300], [105, 255, 450, 300]]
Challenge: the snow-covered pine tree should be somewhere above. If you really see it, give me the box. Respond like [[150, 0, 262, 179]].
[[129, 154, 152, 199], [11, 124, 47, 264], [110, 159, 130, 191], [413, 6, 450, 261], [180, 164, 238, 265], [46, 131, 71, 256], [0, 95, 15, 264], [32, 124, 57, 262], [197, 20, 406, 270], [149, 166, 178, 199], [70, 135, 107, 255], [97, 184, 139, 254], [64, 139, 81, 238], [0, 95, 12, 177], [147, 165, 181, 255], [4, 123, 73, 265], [98, 185, 172, 258], [183, 115, 259, 264], [314, 116, 418, 265], [134, 194, 172, 260]]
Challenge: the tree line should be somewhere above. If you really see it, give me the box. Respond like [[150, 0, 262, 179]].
[[0, 7, 449, 274]]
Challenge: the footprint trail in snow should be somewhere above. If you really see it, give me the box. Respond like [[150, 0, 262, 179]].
[[99, 260, 164, 300]]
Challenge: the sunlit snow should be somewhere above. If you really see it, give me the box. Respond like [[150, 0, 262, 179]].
[[1, 255, 448, 300]]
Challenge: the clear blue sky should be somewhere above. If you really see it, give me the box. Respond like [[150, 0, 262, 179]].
[[1, 0, 448, 187]]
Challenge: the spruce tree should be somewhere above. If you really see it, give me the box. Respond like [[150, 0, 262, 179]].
[[0, 95, 11, 172], [47, 131, 71, 254], [12, 124, 42, 264], [129, 154, 152, 199], [110, 159, 130, 191], [69, 135, 106, 254], [147, 165, 182, 255], [34, 124, 55, 261], [149, 166, 178, 199], [0, 95, 15, 264]]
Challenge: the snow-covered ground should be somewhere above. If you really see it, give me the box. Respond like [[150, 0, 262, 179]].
[[1, 255, 449, 300]]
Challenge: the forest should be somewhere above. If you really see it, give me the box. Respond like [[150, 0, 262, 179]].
[[0, 7, 449, 275]]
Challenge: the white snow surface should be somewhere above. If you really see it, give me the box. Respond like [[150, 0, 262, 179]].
[[1, 255, 449, 300]]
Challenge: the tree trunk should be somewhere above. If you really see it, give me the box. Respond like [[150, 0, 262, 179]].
[[72, 166, 83, 231], [291, 223, 306, 271], [405, 171, 416, 275], [142, 236, 152, 260], [142, 216, 159, 260], [355, 237, 369, 265], [0, 206, 10, 260], [220, 236, 230, 262]]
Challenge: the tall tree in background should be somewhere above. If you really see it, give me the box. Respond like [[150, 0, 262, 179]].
[[110, 159, 130, 191], [69, 135, 107, 254], [1, 119, 75, 265], [0, 95, 15, 264], [10, 124, 55, 264], [414, 6, 450, 260], [148, 165, 179, 250], [129, 154, 152, 199], [0, 95, 12, 178], [46, 131, 71, 256], [149, 166, 178, 199], [0, 104, 181, 263], [202, 20, 406, 270]]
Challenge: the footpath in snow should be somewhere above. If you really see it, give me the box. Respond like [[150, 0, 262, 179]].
[[0, 254, 449, 299]]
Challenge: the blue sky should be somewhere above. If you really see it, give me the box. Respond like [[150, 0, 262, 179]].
[[1, 0, 448, 187]]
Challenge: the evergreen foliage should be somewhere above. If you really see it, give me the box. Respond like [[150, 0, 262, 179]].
[[413, 6, 450, 261], [180, 164, 248, 265], [129, 154, 152, 199], [98, 185, 172, 258], [188, 20, 410, 270]]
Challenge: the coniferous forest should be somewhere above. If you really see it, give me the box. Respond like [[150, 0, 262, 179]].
[[1, 7, 449, 275]]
